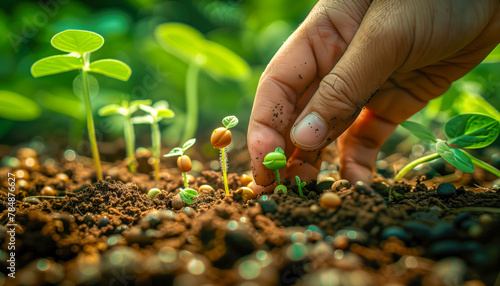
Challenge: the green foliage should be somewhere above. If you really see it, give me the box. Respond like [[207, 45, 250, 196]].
[[0, 91, 41, 121], [222, 115, 239, 129], [180, 188, 198, 204], [274, 184, 287, 195], [396, 113, 500, 180], [164, 138, 196, 158], [295, 176, 306, 198]]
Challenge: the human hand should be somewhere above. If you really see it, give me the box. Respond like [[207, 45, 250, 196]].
[[247, 0, 500, 193]]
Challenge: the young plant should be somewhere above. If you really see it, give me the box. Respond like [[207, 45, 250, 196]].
[[395, 113, 500, 180], [211, 116, 238, 196], [164, 139, 198, 204], [98, 100, 152, 173], [295, 176, 306, 198], [31, 30, 132, 181], [132, 101, 175, 181], [263, 147, 288, 194]]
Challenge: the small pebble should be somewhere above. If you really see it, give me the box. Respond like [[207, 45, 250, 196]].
[[41, 186, 56, 196], [240, 174, 253, 187], [257, 195, 277, 214], [332, 179, 351, 191], [436, 182, 456, 198], [98, 216, 110, 227], [172, 194, 185, 210], [319, 192, 342, 210], [114, 225, 128, 234]]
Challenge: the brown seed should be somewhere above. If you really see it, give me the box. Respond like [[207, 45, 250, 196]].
[[177, 155, 192, 173], [211, 127, 232, 149], [17, 147, 37, 159], [41, 186, 56, 196], [56, 173, 69, 182], [333, 235, 349, 249], [17, 179, 29, 190], [320, 192, 342, 210], [199, 185, 214, 194], [172, 193, 185, 210], [237, 187, 256, 200], [240, 174, 253, 187], [14, 169, 30, 180]]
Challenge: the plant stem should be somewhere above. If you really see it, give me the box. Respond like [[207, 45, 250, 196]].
[[124, 115, 136, 173], [183, 172, 188, 189], [81, 57, 102, 181], [464, 152, 500, 178], [182, 59, 201, 143], [394, 153, 441, 181], [152, 121, 160, 181], [275, 170, 281, 185], [221, 147, 229, 196]]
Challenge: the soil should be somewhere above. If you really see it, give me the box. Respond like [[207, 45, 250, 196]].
[[1, 146, 500, 286]]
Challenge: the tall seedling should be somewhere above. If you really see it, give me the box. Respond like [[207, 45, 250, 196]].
[[31, 30, 131, 181]]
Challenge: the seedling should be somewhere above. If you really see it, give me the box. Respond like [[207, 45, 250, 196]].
[[99, 100, 152, 173], [263, 147, 288, 194], [31, 30, 132, 181], [211, 116, 238, 196], [132, 101, 175, 181], [147, 188, 161, 199], [295, 176, 306, 198], [164, 138, 198, 204], [395, 113, 500, 181]]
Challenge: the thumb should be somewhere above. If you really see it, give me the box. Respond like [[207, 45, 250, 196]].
[[290, 1, 411, 151]]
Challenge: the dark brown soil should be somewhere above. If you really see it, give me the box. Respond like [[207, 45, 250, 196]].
[[1, 147, 500, 286]]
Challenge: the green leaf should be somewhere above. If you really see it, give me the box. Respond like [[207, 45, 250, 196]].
[[183, 188, 198, 198], [182, 138, 196, 151], [436, 140, 475, 173], [88, 59, 131, 81], [73, 74, 99, 100], [31, 55, 83, 77], [157, 109, 175, 119], [155, 23, 250, 80], [132, 115, 153, 125], [295, 176, 301, 185], [445, 113, 500, 149], [130, 100, 152, 109], [180, 191, 195, 204], [139, 104, 157, 117], [164, 147, 183, 157], [0, 90, 41, 121], [400, 121, 437, 144], [275, 147, 284, 154], [51, 29, 104, 54], [222, 115, 238, 129], [153, 100, 169, 110], [483, 44, 500, 63], [98, 104, 123, 116]]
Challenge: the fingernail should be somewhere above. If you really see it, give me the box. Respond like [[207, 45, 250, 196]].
[[291, 112, 328, 148]]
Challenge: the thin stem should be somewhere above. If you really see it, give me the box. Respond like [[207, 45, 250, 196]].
[[124, 115, 136, 173], [183, 172, 188, 189], [24, 196, 66, 200], [275, 169, 281, 185], [394, 153, 441, 181], [221, 147, 229, 196], [464, 152, 500, 178], [152, 121, 160, 181], [182, 59, 201, 143], [81, 58, 102, 181]]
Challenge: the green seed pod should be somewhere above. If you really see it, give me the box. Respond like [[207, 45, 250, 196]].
[[263, 150, 287, 170]]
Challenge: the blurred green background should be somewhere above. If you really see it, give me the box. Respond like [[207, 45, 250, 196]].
[[0, 0, 499, 166]]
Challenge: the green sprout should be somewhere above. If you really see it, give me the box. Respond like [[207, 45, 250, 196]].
[[210, 116, 238, 196], [155, 23, 250, 143], [31, 30, 132, 181], [263, 147, 288, 194], [395, 113, 500, 181], [132, 101, 175, 181], [295, 176, 306, 198], [147, 188, 161, 199], [98, 100, 152, 173], [164, 139, 198, 204]]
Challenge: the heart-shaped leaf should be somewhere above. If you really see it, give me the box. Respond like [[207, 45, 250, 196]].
[[31, 55, 83, 77], [445, 113, 500, 149], [222, 115, 238, 129], [51, 30, 104, 54], [182, 138, 196, 151], [436, 140, 475, 173], [400, 121, 437, 144], [89, 59, 131, 81], [0, 90, 41, 121], [164, 147, 183, 157]]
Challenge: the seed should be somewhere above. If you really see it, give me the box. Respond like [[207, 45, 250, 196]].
[[14, 169, 29, 180], [41, 186, 56, 196], [237, 187, 256, 200], [240, 174, 253, 187], [320, 192, 342, 210], [172, 194, 185, 210], [332, 179, 351, 191], [177, 155, 192, 173], [17, 179, 29, 190], [148, 188, 161, 199], [56, 173, 69, 182], [211, 127, 232, 148], [199, 185, 214, 194]]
